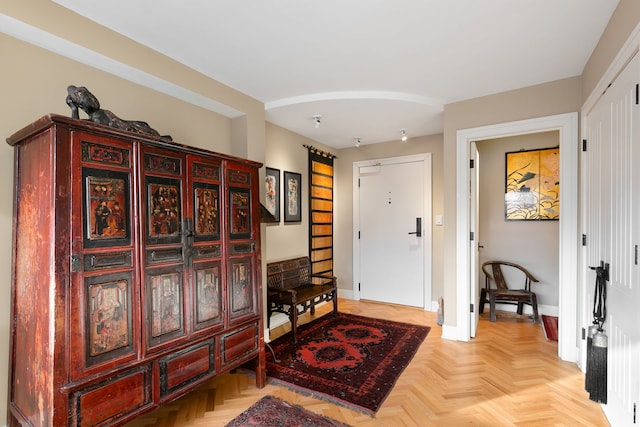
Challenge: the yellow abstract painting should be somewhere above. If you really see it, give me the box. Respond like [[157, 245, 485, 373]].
[[505, 147, 559, 220]]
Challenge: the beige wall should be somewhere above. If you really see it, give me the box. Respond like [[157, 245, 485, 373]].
[[582, 0, 640, 98], [476, 131, 560, 310], [334, 134, 444, 304]]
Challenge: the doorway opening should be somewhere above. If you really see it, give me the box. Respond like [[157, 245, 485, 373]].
[[475, 132, 560, 328], [456, 113, 579, 362]]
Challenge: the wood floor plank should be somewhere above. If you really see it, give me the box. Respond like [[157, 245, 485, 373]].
[[125, 299, 610, 426]]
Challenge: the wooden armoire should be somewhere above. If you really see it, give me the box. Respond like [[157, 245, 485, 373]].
[[6, 114, 266, 426]]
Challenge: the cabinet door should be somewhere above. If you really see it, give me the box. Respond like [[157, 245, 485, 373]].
[[226, 163, 261, 325], [187, 155, 225, 333], [140, 145, 188, 352], [69, 132, 139, 380]]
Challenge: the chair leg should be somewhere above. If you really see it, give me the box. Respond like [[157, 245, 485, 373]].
[[517, 302, 524, 315], [479, 288, 486, 314], [489, 291, 497, 322], [290, 306, 298, 344], [332, 290, 338, 317], [531, 294, 540, 324]]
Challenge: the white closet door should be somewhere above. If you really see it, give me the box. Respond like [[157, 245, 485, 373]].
[[585, 51, 640, 426]]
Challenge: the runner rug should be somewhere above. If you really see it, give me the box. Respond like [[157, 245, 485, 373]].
[[225, 395, 350, 427], [264, 312, 430, 415]]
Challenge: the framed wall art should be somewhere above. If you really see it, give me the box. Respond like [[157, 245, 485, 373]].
[[283, 171, 302, 223], [265, 167, 280, 222], [505, 147, 559, 220]]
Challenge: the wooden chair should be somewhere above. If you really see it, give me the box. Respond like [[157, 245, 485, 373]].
[[479, 260, 540, 323]]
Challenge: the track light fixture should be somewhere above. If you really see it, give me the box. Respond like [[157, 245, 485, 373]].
[[401, 129, 408, 142], [355, 137, 361, 148], [313, 115, 322, 128]]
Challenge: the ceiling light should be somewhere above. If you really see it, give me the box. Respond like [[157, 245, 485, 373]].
[[401, 129, 408, 142], [313, 115, 322, 128], [355, 137, 361, 148]]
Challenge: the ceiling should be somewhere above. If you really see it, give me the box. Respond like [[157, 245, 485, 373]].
[[52, 0, 619, 149]]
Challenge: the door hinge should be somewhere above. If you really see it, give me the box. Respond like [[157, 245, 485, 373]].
[[636, 84, 639, 105], [358, 178, 360, 187], [358, 282, 361, 291], [470, 159, 475, 168], [635, 245, 638, 265], [581, 327, 586, 340], [470, 231, 474, 241], [358, 231, 361, 239], [582, 139, 587, 152], [582, 234, 587, 246], [470, 303, 474, 313], [633, 402, 636, 423]]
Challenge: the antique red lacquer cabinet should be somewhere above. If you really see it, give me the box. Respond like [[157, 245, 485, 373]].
[[6, 114, 266, 426]]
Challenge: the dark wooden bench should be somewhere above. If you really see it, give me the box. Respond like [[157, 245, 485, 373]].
[[266, 257, 338, 343]]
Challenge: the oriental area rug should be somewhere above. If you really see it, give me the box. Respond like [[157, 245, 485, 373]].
[[225, 395, 350, 427], [264, 312, 430, 415]]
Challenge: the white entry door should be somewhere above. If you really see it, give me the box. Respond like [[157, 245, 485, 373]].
[[356, 155, 431, 308]]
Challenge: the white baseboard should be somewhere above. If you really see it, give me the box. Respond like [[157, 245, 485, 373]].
[[338, 288, 355, 300], [492, 302, 558, 317]]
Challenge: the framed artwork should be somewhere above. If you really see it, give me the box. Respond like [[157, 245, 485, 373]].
[[505, 147, 560, 220], [193, 182, 220, 241], [147, 176, 182, 243], [86, 274, 132, 363], [283, 171, 302, 223], [83, 168, 131, 248], [265, 167, 280, 222], [229, 187, 251, 239]]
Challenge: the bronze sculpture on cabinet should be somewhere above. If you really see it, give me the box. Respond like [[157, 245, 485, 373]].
[[66, 84, 173, 140]]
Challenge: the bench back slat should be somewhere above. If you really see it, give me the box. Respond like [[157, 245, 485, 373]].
[[267, 257, 311, 290]]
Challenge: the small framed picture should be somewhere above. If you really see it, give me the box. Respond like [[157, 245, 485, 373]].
[[265, 167, 280, 222], [283, 171, 302, 223]]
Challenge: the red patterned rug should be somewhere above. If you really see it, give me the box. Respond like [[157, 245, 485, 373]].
[[225, 395, 349, 427], [265, 313, 430, 415], [542, 315, 558, 341]]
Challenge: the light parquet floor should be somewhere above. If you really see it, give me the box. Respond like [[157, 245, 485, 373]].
[[125, 299, 610, 427]]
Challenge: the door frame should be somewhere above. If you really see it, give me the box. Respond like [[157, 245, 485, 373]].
[[353, 153, 433, 310], [455, 113, 579, 363]]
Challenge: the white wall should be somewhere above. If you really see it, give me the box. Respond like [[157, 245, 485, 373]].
[[476, 131, 560, 313]]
